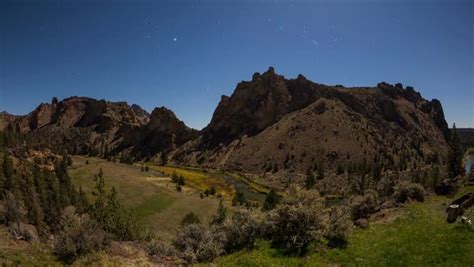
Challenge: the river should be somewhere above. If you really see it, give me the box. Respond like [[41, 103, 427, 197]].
[[221, 175, 267, 203]]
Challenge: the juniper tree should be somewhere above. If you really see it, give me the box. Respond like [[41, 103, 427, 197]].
[[447, 123, 464, 179], [305, 171, 316, 190], [262, 189, 280, 211]]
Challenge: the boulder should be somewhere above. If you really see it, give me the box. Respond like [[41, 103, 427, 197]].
[[9, 222, 39, 242], [355, 218, 368, 229]]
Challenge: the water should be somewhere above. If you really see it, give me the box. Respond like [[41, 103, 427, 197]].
[[466, 158, 473, 175], [221, 175, 267, 203]]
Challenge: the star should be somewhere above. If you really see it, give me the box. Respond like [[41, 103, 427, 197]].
[[268, 18, 272, 22], [173, 37, 178, 42]]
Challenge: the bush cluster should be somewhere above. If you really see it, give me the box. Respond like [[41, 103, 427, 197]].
[[349, 189, 379, 220], [54, 206, 106, 263], [394, 181, 425, 203]]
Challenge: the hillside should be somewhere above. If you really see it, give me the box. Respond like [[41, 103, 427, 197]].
[[0, 97, 198, 160], [172, 67, 450, 187]]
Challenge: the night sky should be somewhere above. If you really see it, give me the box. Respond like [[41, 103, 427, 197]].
[[1, 0, 472, 129]]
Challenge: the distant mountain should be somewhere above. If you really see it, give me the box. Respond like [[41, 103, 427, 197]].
[[1, 96, 197, 159], [1, 67, 451, 187], [171, 67, 450, 186]]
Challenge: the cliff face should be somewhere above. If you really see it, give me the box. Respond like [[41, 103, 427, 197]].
[[172, 67, 450, 186], [1, 97, 196, 159]]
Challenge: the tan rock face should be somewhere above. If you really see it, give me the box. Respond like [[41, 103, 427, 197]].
[[3, 97, 196, 159], [172, 68, 450, 187]]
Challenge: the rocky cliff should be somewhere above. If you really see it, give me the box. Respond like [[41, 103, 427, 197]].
[[171, 67, 450, 186]]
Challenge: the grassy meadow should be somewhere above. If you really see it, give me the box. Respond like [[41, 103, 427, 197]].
[[68, 156, 224, 240], [208, 187, 474, 266]]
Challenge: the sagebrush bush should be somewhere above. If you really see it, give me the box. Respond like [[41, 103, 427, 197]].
[[394, 181, 425, 203], [54, 206, 106, 263], [325, 205, 352, 248], [147, 239, 176, 256], [349, 189, 379, 220], [172, 223, 226, 263], [265, 189, 328, 255], [221, 209, 263, 252]]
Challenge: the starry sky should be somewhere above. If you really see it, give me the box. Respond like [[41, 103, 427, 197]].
[[1, 0, 473, 129]]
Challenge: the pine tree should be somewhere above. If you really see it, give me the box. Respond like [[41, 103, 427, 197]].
[[2, 154, 14, 193], [447, 123, 464, 179], [160, 150, 168, 166], [211, 200, 227, 225], [262, 189, 280, 211], [232, 191, 246, 206], [305, 171, 316, 190]]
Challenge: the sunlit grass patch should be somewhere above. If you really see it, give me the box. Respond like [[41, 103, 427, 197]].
[[148, 164, 235, 198], [210, 188, 474, 266]]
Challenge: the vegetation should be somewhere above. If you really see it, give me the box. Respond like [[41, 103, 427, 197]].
[[447, 123, 465, 179], [262, 188, 280, 211]]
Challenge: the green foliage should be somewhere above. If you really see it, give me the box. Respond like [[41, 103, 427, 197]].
[[232, 191, 246, 206], [204, 186, 217, 196], [394, 181, 425, 203], [325, 206, 352, 248], [211, 200, 227, 226], [222, 209, 263, 253], [349, 189, 379, 220], [173, 223, 226, 263], [54, 206, 106, 264], [447, 124, 464, 179], [265, 189, 328, 255], [305, 171, 316, 190], [262, 189, 280, 211], [181, 211, 201, 227], [90, 169, 141, 241], [160, 151, 168, 166]]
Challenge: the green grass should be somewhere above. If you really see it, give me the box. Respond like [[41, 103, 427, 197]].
[[209, 189, 474, 266], [148, 164, 236, 198], [69, 156, 222, 241]]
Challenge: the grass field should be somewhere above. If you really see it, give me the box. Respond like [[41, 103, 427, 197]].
[[147, 164, 236, 198], [208, 187, 474, 266], [69, 156, 223, 240]]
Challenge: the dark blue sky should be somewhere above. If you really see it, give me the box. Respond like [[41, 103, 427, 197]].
[[1, 0, 472, 129]]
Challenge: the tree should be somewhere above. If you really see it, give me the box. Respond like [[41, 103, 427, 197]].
[[2, 154, 14, 193], [262, 189, 280, 211], [211, 200, 227, 225], [181, 211, 201, 227], [305, 171, 316, 190], [317, 164, 325, 180], [232, 191, 246, 206], [447, 123, 464, 179], [160, 150, 168, 166]]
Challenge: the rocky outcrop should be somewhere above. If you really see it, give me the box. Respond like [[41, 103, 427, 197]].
[[129, 107, 198, 158], [2, 97, 196, 159], [172, 67, 450, 187], [202, 67, 320, 146]]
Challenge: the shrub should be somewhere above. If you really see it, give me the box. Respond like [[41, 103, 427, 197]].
[[54, 206, 106, 264], [324, 206, 352, 248], [349, 189, 379, 220], [147, 239, 176, 256], [172, 223, 226, 263], [3, 191, 26, 226], [221, 209, 263, 252], [181, 212, 201, 227], [262, 189, 280, 211], [232, 191, 246, 206], [394, 181, 425, 203], [265, 189, 328, 255]]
